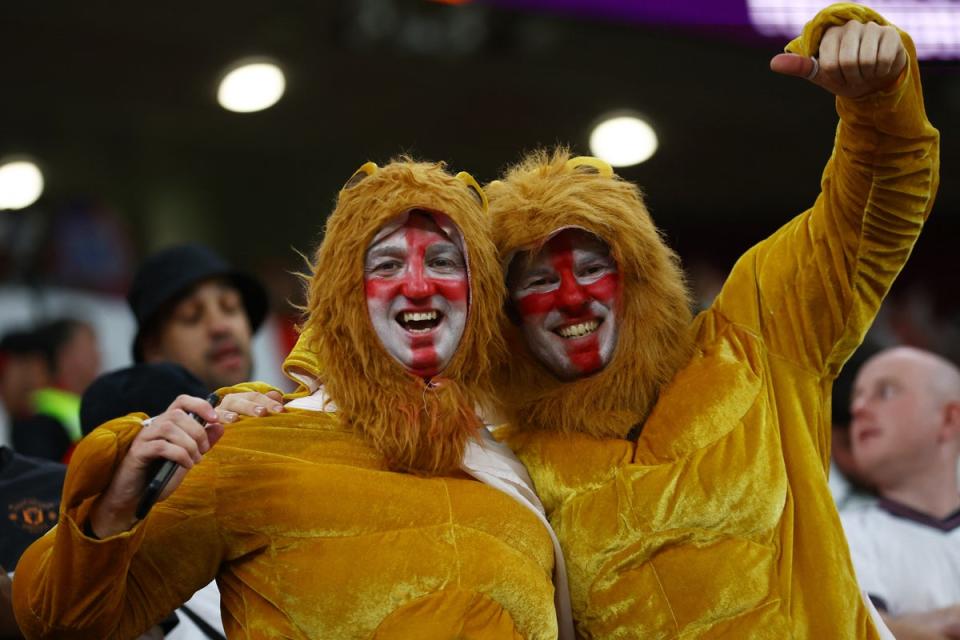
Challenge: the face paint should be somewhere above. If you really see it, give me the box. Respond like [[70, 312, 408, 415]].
[[364, 212, 469, 378], [509, 228, 620, 381]]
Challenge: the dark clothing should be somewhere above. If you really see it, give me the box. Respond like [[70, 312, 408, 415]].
[[10, 416, 71, 463], [0, 446, 65, 570]]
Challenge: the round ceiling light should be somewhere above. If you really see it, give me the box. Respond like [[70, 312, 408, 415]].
[[589, 113, 658, 168], [0, 159, 44, 210], [217, 60, 286, 113]]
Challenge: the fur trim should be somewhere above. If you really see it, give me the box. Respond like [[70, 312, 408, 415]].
[[487, 147, 694, 438], [296, 158, 506, 474]]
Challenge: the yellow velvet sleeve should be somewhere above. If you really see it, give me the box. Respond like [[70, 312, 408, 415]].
[[713, 2, 939, 379], [13, 417, 224, 639]]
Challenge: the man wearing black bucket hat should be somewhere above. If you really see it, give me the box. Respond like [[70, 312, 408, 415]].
[[127, 244, 269, 392]]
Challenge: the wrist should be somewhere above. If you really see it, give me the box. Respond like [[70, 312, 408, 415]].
[[89, 497, 138, 538]]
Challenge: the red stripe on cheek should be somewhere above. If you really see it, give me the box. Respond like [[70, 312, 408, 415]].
[[365, 278, 403, 302], [517, 289, 556, 318], [434, 279, 468, 302]]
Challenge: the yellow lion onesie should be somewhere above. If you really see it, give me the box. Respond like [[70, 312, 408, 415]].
[[489, 5, 939, 639], [13, 160, 561, 639]]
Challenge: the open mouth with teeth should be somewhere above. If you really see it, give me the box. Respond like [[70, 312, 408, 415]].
[[396, 310, 443, 333], [554, 319, 601, 339]]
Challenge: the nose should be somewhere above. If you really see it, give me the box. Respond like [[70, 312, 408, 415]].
[[402, 260, 436, 300], [849, 394, 869, 421], [556, 271, 588, 312], [206, 305, 234, 336]]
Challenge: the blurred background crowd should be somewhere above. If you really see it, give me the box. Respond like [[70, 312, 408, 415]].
[[1, 0, 958, 572], [4, 0, 956, 446]]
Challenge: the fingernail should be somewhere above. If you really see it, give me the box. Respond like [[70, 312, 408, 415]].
[[254, 406, 266, 416], [223, 411, 238, 423], [270, 404, 284, 413]]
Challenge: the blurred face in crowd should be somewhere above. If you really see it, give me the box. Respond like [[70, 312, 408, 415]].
[[143, 278, 253, 390], [56, 323, 101, 395], [364, 212, 469, 378], [850, 347, 960, 487], [0, 354, 50, 419], [508, 228, 620, 381]]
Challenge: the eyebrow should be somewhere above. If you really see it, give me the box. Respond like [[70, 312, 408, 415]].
[[424, 242, 463, 259], [365, 246, 406, 261]]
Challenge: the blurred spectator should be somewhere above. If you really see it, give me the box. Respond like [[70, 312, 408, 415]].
[[841, 347, 960, 639], [128, 245, 267, 393], [829, 342, 882, 508], [7, 320, 100, 462], [0, 446, 64, 571], [0, 331, 51, 428]]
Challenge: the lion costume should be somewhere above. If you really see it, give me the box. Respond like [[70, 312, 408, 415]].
[[13, 160, 563, 639], [490, 5, 938, 638]]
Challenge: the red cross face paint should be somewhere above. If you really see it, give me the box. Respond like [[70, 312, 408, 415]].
[[364, 212, 469, 379], [508, 228, 620, 381]]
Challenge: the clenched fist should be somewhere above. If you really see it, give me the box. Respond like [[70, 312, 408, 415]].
[[771, 20, 907, 98]]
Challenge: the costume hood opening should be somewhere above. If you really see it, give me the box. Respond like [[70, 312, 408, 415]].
[[286, 158, 505, 474], [488, 147, 694, 439]]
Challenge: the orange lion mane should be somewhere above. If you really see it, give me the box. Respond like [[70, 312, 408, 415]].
[[299, 157, 506, 475], [487, 147, 694, 439]]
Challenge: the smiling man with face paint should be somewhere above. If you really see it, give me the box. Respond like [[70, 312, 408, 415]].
[[487, 5, 939, 639], [508, 228, 620, 381], [364, 212, 469, 379], [13, 159, 571, 639]]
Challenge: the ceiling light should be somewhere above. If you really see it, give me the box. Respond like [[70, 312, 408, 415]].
[[217, 60, 286, 113], [589, 114, 658, 168], [0, 159, 44, 210]]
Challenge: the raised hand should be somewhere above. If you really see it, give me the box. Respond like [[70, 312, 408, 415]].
[[770, 20, 907, 98], [89, 395, 224, 538]]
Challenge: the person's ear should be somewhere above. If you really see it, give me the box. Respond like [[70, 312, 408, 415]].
[[939, 400, 960, 443]]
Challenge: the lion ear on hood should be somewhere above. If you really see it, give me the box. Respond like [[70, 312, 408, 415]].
[[564, 156, 614, 177], [455, 171, 488, 211], [342, 161, 379, 191]]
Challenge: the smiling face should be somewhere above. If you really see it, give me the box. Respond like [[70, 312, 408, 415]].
[[364, 212, 469, 379], [508, 228, 620, 381]]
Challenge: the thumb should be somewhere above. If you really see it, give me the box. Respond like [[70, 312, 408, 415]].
[[770, 53, 817, 79]]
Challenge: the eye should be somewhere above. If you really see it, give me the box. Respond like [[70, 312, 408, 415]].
[[175, 303, 203, 325], [522, 275, 556, 290], [368, 260, 403, 276], [220, 291, 242, 314], [430, 257, 456, 269], [878, 382, 896, 400]]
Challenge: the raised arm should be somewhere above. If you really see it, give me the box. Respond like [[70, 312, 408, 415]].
[[713, 3, 939, 377], [13, 397, 226, 639]]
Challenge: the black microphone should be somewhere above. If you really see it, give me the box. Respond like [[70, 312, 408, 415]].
[[135, 392, 220, 520]]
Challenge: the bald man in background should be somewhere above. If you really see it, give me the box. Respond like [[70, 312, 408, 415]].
[[843, 347, 960, 639]]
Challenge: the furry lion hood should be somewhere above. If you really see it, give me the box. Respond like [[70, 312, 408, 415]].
[[285, 158, 506, 474], [487, 148, 693, 439]]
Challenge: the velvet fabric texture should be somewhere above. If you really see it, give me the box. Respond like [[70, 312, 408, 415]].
[[13, 160, 559, 638], [297, 159, 507, 476], [15, 411, 558, 638], [493, 5, 939, 638], [487, 152, 693, 440]]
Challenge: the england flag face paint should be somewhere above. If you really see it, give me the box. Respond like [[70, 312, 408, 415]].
[[508, 228, 620, 381], [364, 212, 469, 379]]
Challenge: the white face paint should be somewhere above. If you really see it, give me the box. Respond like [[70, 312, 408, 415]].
[[364, 212, 469, 378], [508, 228, 620, 381]]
